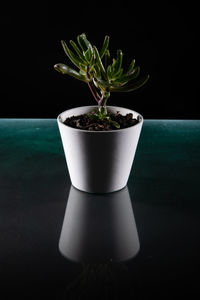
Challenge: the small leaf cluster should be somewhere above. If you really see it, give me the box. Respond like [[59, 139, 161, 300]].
[[88, 107, 120, 129]]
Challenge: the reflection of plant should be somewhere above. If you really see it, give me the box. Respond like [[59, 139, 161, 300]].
[[54, 33, 149, 126], [60, 263, 131, 299]]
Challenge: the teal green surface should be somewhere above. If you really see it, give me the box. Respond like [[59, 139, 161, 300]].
[[131, 120, 200, 214], [0, 119, 200, 297], [0, 119, 200, 204], [0, 119, 64, 174], [0, 119, 70, 203]]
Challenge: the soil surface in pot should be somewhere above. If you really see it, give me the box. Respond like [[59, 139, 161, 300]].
[[63, 111, 140, 131]]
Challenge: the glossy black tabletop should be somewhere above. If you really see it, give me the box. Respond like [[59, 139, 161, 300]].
[[0, 119, 200, 299]]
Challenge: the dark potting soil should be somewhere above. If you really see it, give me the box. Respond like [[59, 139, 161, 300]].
[[63, 111, 140, 131]]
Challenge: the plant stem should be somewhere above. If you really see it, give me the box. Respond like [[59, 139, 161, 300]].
[[86, 66, 101, 104], [87, 81, 100, 104], [98, 91, 110, 114]]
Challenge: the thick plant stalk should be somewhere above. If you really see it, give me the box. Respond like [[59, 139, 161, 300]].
[[86, 67, 101, 104], [87, 81, 101, 104], [98, 91, 110, 114]]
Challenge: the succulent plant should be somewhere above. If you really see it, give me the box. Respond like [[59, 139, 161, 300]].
[[54, 33, 149, 126]]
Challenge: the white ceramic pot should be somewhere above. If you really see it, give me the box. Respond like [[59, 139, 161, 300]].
[[57, 105, 143, 193]]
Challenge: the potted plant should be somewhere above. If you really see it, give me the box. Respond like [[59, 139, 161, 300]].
[[54, 33, 149, 193]]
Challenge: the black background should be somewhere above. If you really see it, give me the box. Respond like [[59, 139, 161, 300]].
[[1, 1, 199, 118]]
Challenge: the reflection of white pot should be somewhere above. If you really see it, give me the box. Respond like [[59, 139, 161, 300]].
[[59, 185, 140, 263], [57, 105, 143, 193]]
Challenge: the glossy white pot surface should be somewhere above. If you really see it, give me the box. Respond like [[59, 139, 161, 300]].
[[57, 106, 143, 193]]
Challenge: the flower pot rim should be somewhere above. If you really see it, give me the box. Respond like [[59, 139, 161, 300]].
[[57, 105, 143, 133]]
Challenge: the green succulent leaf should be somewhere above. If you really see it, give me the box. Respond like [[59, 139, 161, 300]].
[[89, 53, 95, 66], [69, 40, 86, 62], [109, 119, 120, 129], [99, 105, 107, 116], [107, 65, 112, 79], [93, 46, 107, 79], [126, 59, 136, 75], [84, 47, 93, 62], [94, 64, 101, 78], [100, 35, 110, 58], [111, 58, 117, 75], [117, 66, 140, 84], [77, 33, 92, 52], [54, 64, 87, 82], [110, 80, 124, 88], [61, 40, 83, 69], [114, 68, 123, 80], [79, 63, 87, 71], [110, 74, 150, 92], [77, 35, 85, 52], [93, 77, 109, 91], [79, 69, 87, 76], [82, 34, 93, 50], [104, 49, 110, 69], [87, 112, 99, 121], [114, 50, 123, 75]]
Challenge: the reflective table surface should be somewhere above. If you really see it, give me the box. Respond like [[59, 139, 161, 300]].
[[0, 119, 200, 299]]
